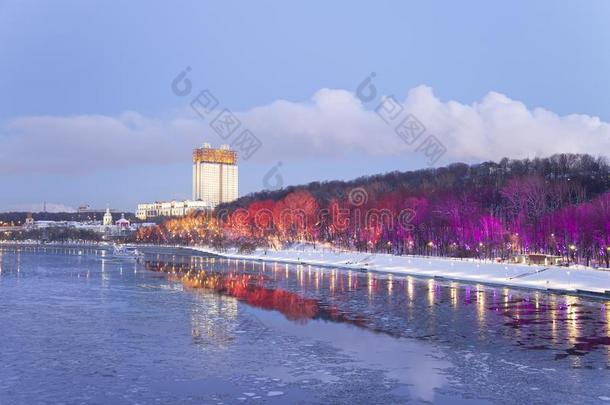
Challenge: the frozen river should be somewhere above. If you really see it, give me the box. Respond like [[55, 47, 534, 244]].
[[1, 246, 610, 404]]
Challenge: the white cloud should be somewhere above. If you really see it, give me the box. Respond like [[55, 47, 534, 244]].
[[1, 86, 608, 174], [0, 112, 206, 174], [398, 86, 610, 163]]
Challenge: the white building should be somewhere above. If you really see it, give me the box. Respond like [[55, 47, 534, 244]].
[[135, 200, 213, 220], [135, 143, 239, 220], [192, 143, 238, 205]]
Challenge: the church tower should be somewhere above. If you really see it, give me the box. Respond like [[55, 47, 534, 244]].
[[103, 208, 113, 226]]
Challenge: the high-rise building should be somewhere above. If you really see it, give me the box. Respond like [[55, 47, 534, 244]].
[[135, 143, 239, 221], [192, 143, 238, 206]]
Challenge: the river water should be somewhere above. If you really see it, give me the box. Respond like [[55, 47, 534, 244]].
[[1, 246, 610, 404]]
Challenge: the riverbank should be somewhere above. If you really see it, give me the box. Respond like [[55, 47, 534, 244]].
[[187, 244, 610, 298]]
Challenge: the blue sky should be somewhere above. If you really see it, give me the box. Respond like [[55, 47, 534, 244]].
[[1, 1, 609, 212]]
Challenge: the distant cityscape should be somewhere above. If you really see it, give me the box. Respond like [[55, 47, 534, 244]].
[[0, 141, 239, 240]]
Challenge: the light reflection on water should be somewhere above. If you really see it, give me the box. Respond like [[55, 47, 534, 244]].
[[2, 246, 610, 404], [143, 252, 610, 367]]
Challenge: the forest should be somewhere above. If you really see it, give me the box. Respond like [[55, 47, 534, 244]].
[[135, 154, 610, 267]]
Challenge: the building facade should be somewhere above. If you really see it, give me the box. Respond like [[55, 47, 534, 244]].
[[192, 143, 238, 205], [135, 200, 213, 220]]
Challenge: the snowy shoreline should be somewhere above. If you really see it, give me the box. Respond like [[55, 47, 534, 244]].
[[187, 245, 610, 298]]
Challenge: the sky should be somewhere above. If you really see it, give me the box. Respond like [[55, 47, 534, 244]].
[[1, 1, 609, 212]]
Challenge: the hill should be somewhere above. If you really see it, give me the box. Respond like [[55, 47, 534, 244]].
[[218, 154, 609, 212], [137, 154, 610, 268]]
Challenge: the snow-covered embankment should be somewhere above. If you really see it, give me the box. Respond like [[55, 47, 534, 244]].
[[190, 245, 610, 297]]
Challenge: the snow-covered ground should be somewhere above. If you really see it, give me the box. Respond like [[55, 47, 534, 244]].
[[191, 244, 610, 296]]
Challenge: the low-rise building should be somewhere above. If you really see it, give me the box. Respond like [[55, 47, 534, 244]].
[[135, 200, 212, 220], [513, 253, 564, 266]]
